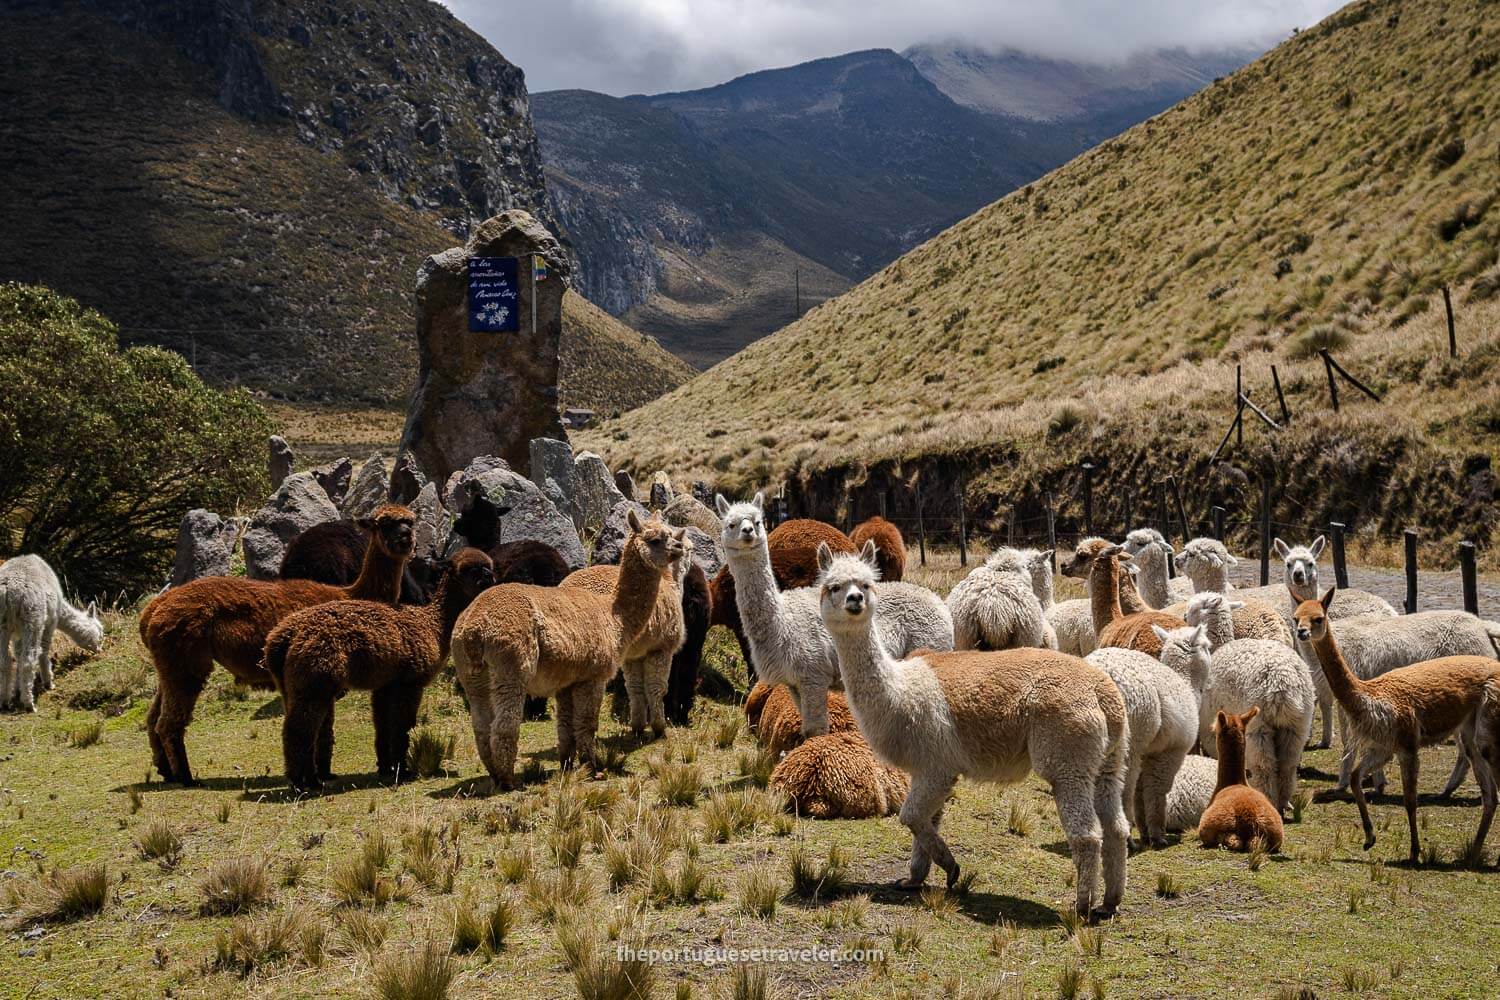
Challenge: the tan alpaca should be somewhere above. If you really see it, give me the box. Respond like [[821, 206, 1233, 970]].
[[452, 511, 686, 789], [560, 537, 690, 737], [755, 683, 858, 756], [1198, 707, 1284, 851], [1091, 546, 1186, 658], [771, 731, 910, 819], [1294, 589, 1500, 863]]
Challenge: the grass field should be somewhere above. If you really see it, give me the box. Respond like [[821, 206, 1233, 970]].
[[3, 548, 1500, 999]]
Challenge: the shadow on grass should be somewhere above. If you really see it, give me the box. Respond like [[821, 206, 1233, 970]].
[[1313, 787, 1481, 808], [839, 880, 1061, 927], [251, 696, 284, 720]]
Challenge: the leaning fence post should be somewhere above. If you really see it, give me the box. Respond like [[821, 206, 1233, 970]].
[[1321, 348, 1340, 412], [915, 480, 927, 567], [1045, 493, 1057, 574], [1081, 462, 1095, 537], [956, 475, 968, 567], [1168, 476, 1189, 542], [1156, 481, 1170, 539], [1212, 505, 1226, 541], [1259, 475, 1272, 586], [1459, 540, 1478, 616], [1271, 364, 1290, 424], [1235, 364, 1244, 446], [1443, 285, 1457, 358], [1330, 521, 1350, 590], [1403, 528, 1419, 614]]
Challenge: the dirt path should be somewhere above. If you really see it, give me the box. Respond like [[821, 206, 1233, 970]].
[[1226, 562, 1498, 618]]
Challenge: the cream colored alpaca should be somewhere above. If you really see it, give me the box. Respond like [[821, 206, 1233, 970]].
[[561, 537, 691, 738], [817, 543, 1129, 919], [452, 511, 686, 788]]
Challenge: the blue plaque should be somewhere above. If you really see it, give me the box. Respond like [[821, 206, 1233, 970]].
[[468, 256, 520, 332]]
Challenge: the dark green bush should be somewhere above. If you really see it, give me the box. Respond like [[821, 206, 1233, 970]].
[[0, 283, 272, 597]]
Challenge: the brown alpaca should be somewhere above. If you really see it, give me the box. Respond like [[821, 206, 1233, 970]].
[[139, 505, 416, 785], [771, 731, 910, 819], [710, 519, 856, 680], [1295, 589, 1500, 862], [262, 549, 495, 790], [756, 683, 857, 756], [851, 516, 905, 582], [1198, 707, 1284, 851], [1091, 546, 1186, 658], [452, 511, 685, 789], [744, 681, 776, 731], [561, 537, 689, 738]]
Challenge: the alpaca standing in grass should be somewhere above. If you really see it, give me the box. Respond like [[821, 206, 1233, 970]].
[[0, 555, 103, 712], [452, 511, 685, 789], [1085, 646, 1197, 848], [717, 493, 952, 739], [139, 505, 416, 784], [1294, 590, 1500, 863], [1197, 708, 1285, 852], [665, 561, 711, 727], [263, 549, 495, 790], [817, 544, 1128, 917], [1091, 546, 1186, 657], [947, 547, 1054, 651], [1182, 592, 1293, 648], [850, 516, 905, 582], [561, 535, 692, 738]]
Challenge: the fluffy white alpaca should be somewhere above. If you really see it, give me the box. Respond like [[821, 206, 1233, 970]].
[[817, 544, 1129, 918], [1052, 538, 1111, 656], [1175, 538, 1237, 594], [1165, 604, 1316, 814], [0, 555, 104, 711], [716, 494, 953, 738], [1318, 610, 1500, 794], [1121, 529, 1192, 607], [947, 547, 1054, 651], [1165, 755, 1218, 832], [1085, 646, 1197, 847], [1183, 592, 1293, 648]]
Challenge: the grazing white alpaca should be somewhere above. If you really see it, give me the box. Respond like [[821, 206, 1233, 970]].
[[0, 555, 104, 711], [1121, 529, 1192, 607], [1085, 646, 1197, 848], [947, 547, 1054, 651], [817, 544, 1129, 918], [716, 494, 952, 738], [1165, 603, 1315, 815]]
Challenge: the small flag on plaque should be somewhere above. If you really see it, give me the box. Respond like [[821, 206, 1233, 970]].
[[532, 254, 548, 282]]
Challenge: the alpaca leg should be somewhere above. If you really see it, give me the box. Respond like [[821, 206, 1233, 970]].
[[1440, 736, 1473, 799], [1140, 748, 1185, 849], [316, 701, 336, 781], [462, 683, 500, 784], [897, 772, 958, 889], [555, 684, 578, 767], [570, 677, 608, 775], [371, 685, 399, 777], [282, 695, 328, 791], [1093, 762, 1129, 916], [485, 673, 527, 791], [1400, 750, 1421, 864], [384, 684, 423, 779], [1246, 724, 1279, 811], [1275, 725, 1304, 817], [1119, 757, 1141, 850], [154, 653, 212, 786], [1348, 761, 1376, 852], [0, 634, 14, 709], [622, 660, 648, 737], [146, 689, 171, 778], [13, 631, 42, 712], [797, 680, 831, 738], [1467, 742, 1497, 862], [1336, 707, 1355, 791], [1317, 691, 1334, 749], [1051, 774, 1105, 918], [644, 651, 671, 737], [36, 622, 56, 694], [665, 641, 699, 726]]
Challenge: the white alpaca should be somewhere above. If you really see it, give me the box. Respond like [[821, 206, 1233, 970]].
[[1318, 610, 1500, 794], [817, 543, 1129, 918], [1175, 537, 1237, 594], [1164, 605, 1316, 814], [947, 547, 1054, 651], [1182, 592, 1293, 648], [1121, 528, 1192, 607], [1052, 537, 1111, 656], [1085, 646, 1197, 848], [0, 555, 104, 711], [1165, 755, 1218, 832], [716, 494, 952, 737]]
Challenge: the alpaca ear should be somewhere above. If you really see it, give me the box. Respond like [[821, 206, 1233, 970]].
[[1310, 535, 1326, 559], [1151, 624, 1170, 642], [672, 527, 687, 541], [627, 508, 643, 533], [1320, 586, 1336, 611], [860, 539, 879, 570], [1117, 550, 1133, 563], [1191, 624, 1208, 645], [1215, 710, 1228, 731], [1272, 538, 1290, 559], [356, 517, 376, 532], [816, 542, 834, 573], [752, 491, 764, 511], [1229, 601, 1245, 610], [87, 601, 98, 618], [715, 494, 731, 516], [1225, 553, 1238, 566], [1243, 706, 1260, 723]]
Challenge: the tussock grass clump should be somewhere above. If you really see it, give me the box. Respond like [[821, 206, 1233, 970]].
[[890, 918, 927, 954], [212, 907, 323, 976], [16, 864, 109, 924], [449, 893, 484, 954], [1155, 871, 1181, 899], [788, 843, 848, 900], [215, 800, 231, 824], [331, 836, 406, 908], [736, 864, 781, 919], [1248, 835, 1270, 871], [525, 868, 597, 924], [700, 788, 769, 843], [497, 844, 533, 885], [1057, 960, 1086, 1000], [713, 715, 742, 749], [479, 895, 516, 957], [656, 761, 704, 807], [1339, 965, 1380, 993], [135, 820, 182, 867], [1287, 323, 1353, 360], [68, 721, 103, 748], [917, 886, 958, 918], [199, 857, 271, 916], [727, 963, 773, 1000], [1046, 401, 1088, 438], [1290, 788, 1312, 824], [564, 923, 656, 1000], [373, 939, 456, 1000], [405, 727, 453, 778], [551, 825, 588, 870], [737, 749, 775, 789], [1005, 796, 1036, 838], [649, 854, 718, 906], [338, 908, 388, 953]]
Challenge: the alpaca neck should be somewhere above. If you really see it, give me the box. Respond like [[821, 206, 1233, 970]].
[[1032, 564, 1055, 610], [1089, 560, 1123, 632], [1202, 607, 1234, 649], [1136, 549, 1171, 608], [344, 541, 408, 603], [1118, 573, 1150, 615], [611, 542, 665, 654], [1214, 732, 1248, 794], [726, 542, 787, 650], [824, 615, 906, 732], [1189, 564, 1228, 593], [425, 575, 476, 665], [54, 600, 97, 645], [1286, 572, 1318, 605], [1308, 629, 1369, 716]]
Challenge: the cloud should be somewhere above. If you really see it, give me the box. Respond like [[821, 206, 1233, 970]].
[[441, 0, 1347, 96]]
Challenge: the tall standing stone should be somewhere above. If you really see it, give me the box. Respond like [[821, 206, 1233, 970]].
[[168, 510, 243, 587], [268, 436, 294, 490], [399, 210, 571, 487]]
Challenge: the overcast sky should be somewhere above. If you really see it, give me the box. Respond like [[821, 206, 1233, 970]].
[[439, 0, 1348, 96]]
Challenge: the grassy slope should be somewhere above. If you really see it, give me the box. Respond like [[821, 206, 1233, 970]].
[[3, 563, 1500, 998], [0, 7, 688, 414], [579, 0, 1500, 545]]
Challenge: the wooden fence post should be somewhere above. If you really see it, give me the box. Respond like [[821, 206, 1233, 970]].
[[915, 480, 927, 567], [1259, 475, 1272, 586], [843, 493, 854, 535], [1271, 364, 1290, 424], [1459, 540, 1478, 616], [1235, 365, 1243, 446], [1168, 476, 1189, 543], [1321, 348, 1340, 412], [1005, 508, 1015, 547], [1212, 505, 1226, 541], [1443, 285, 1457, 358], [1081, 462, 1095, 537], [1330, 521, 1350, 590], [1156, 481, 1170, 539], [1124, 487, 1134, 534], [957, 475, 968, 567], [1045, 493, 1057, 574], [878, 492, 887, 520], [1403, 528, 1418, 614]]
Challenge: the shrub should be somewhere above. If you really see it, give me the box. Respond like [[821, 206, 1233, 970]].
[[0, 284, 272, 596], [1046, 402, 1088, 438]]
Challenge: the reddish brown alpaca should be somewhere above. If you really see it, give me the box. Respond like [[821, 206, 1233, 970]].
[[264, 549, 495, 790], [1198, 707, 1284, 851], [755, 683, 858, 755], [850, 516, 905, 582], [139, 505, 416, 785], [1091, 545, 1186, 657], [1295, 589, 1500, 863]]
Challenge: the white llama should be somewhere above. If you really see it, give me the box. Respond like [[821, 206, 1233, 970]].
[[0, 555, 104, 711]]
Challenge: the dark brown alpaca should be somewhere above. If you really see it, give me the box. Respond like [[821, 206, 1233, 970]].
[[279, 519, 435, 604], [850, 516, 905, 582], [138, 505, 416, 785], [1295, 589, 1500, 863], [264, 547, 494, 790], [1198, 707, 1285, 851], [1090, 545, 1186, 658], [665, 562, 710, 726]]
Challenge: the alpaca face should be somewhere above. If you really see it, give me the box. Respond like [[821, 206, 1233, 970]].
[[364, 505, 417, 559], [1292, 589, 1337, 643], [1179, 538, 1235, 575], [1060, 537, 1112, 578], [1122, 528, 1169, 561], [714, 493, 767, 556], [78, 602, 105, 653], [816, 544, 880, 632], [1274, 536, 1325, 597], [627, 511, 687, 570], [447, 548, 496, 600]]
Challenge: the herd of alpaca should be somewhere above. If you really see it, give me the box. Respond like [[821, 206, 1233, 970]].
[[8, 473, 1499, 923]]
